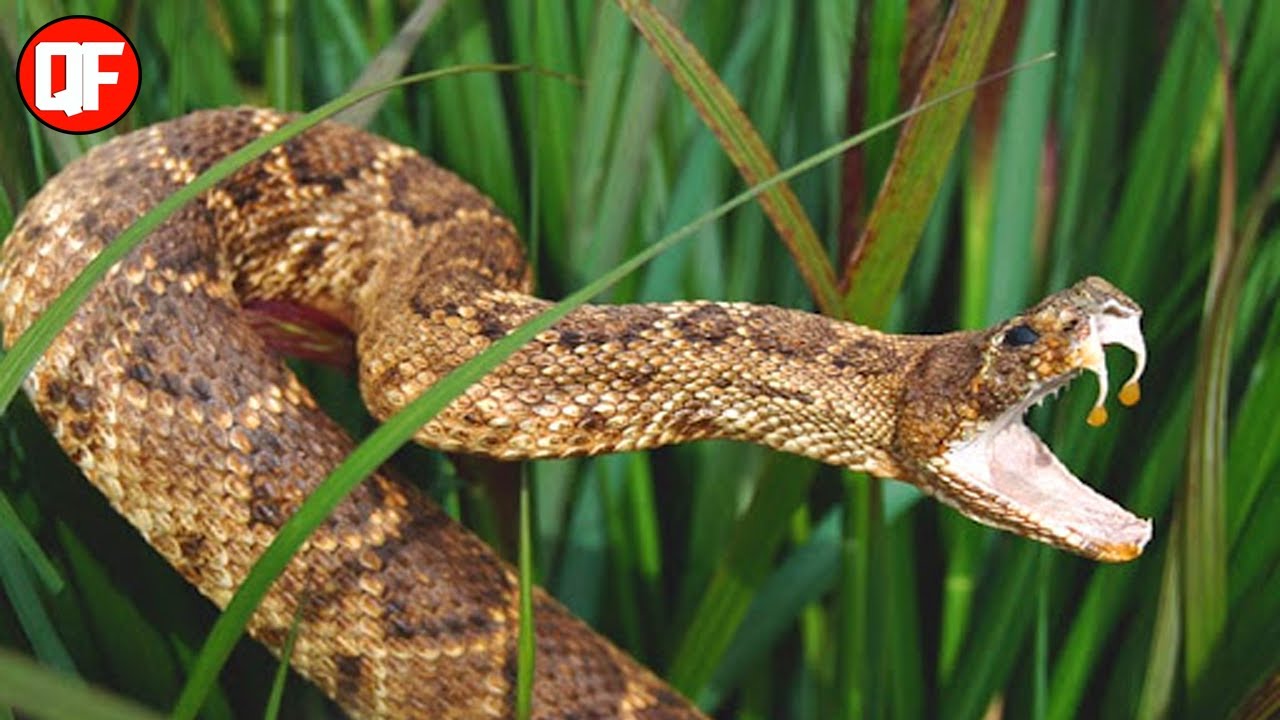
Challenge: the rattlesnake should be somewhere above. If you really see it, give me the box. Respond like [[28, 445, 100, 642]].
[[1, 108, 1150, 718]]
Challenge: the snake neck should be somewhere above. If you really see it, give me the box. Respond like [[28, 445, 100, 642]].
[[356, 260, 936, 478]]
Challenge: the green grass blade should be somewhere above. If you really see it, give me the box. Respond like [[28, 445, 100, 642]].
[[550, 464, 607, 621], [261, 606, 301, 720], [984, 0, 1056, 319], [1234, 0, 1280, 186], [940, 545, 1037, 720], [0, 491, 62, 592], [563, 2, 632, 276], [666, 456, 815, 697], [509, 0, 578, 248], [0, 534, 74, 674], [1225, 152, 1280, 551], [623, 453, 663, 644], [516, 471, 535, 720], [859, 0, 907, 198], [426, 5, 522, 224], [168, 630, 235, 720], [0, 648, 163, 720], [265, 0, 301, 110], [884, 509, 924, 720], [1034, 548, 1048, 720], [699, 508, 841, 709], [1188, 566, 1280, 718], [1227, 292, 1280, 545], [596, 458, 645, 653], [53, 522, 188, 710], [616, 0, 842, 316], [1103, 0, 1252, 296], [837, 472, 884, 719], [568, 7, 672, 287], [516, 30, 543, 717], [0, 184, 13, 237], [1136, 541, 1181, 719]]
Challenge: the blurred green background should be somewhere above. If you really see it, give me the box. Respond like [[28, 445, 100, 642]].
[[1, 1, 1277, 718]]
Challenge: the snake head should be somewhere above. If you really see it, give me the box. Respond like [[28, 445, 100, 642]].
[[896, 276, 1150, 562]]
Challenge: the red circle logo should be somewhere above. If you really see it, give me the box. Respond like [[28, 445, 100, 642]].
[[16, 16, 140, 134]]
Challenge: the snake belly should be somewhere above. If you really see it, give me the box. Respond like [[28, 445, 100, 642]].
[[1, 107, 1153, 718]]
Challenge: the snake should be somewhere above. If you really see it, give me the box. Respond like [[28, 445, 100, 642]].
[[1, 108, 1152, 719]]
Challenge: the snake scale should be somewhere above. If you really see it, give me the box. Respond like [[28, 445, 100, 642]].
[[1, 109, 1152, 718]]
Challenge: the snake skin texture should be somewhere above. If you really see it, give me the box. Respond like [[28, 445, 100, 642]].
[[1, 108, 1150, 718]]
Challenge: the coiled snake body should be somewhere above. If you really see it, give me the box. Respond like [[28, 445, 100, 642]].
[[1, 109, 1151, 718]]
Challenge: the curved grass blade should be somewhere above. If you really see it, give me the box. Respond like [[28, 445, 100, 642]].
[[261, 602, 303, 720], [616, 0, 841, 317], [0, 647, 162, 720], [0, 64, 537, 418]]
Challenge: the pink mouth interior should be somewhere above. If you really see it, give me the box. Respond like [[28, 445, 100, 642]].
[[943, 412, 1151, 562]]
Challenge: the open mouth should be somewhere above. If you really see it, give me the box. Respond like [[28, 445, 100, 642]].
[[939, 301, 1151, 562]]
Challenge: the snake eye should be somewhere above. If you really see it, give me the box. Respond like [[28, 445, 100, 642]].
[[1003, 324, 1039, 347]]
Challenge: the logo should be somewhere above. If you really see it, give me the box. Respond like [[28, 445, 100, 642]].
[[16, 16, 140, 134]]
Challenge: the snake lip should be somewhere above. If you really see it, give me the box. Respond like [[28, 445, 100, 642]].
[[938, 307, 1152, 563]]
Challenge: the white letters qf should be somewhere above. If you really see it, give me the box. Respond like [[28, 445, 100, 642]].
[[35, 42, 124, 116]]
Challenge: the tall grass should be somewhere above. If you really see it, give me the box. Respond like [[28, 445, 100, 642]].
[[1, 2, 1277, 719]]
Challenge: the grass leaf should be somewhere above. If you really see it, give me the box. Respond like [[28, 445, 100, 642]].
[[841, 0, 1010, 325], [0, 648, 161, 720], [616, 0, 842, 316]]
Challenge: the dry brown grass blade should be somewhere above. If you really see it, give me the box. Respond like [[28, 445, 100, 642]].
[[839, 0, 1008, 325]]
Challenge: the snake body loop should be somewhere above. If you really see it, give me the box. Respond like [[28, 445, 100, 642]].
[[0, 109, 1150, 718]]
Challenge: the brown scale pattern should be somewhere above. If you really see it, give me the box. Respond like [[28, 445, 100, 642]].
[[1, 108, 1143, 718]]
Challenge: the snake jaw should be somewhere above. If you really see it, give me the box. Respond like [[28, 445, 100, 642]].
[[928, 279, 1152, 562], [937, 412, 1152, 562]]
